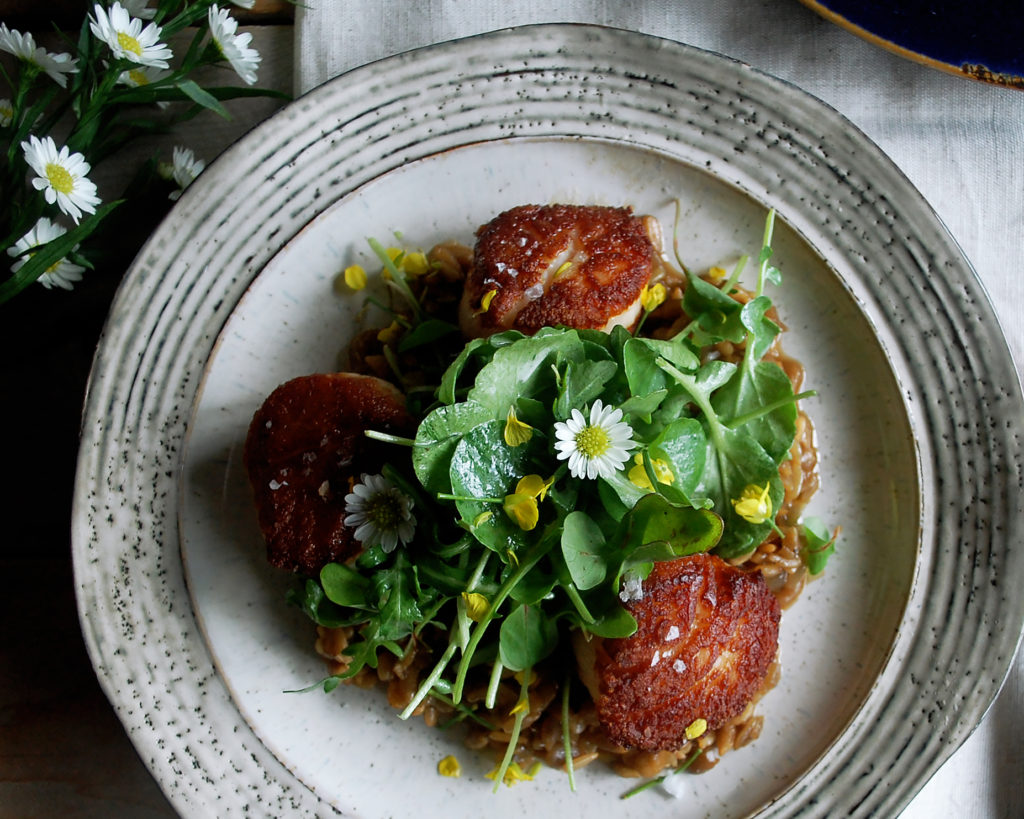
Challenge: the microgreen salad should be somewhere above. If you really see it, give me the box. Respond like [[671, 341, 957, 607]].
[[286, 210, 837, 792]]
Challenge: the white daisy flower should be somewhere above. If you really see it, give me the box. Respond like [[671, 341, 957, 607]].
[[120, 0, 157, 19], [230, 0, 256, 8], [343, 473, 416, 552], [0, 23, 78, 88], [208, 5, 261, 85], [553, 398, 635, 480], [89, 2, 172, 69], [21, 135, 101, 224], [0, 98, 13, 127], [166, 146, 205, 201], [7, 217, 86, 291], [116, 63, 166, 87]]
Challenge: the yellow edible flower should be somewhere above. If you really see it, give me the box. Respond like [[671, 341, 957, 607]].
[[485, 761, 541, 786], [473, 288, 497, 315], [401, 251, 430, 276], [503, 405, 535, 447], [627, 453, 675, 491], [685, 718, 708, 740], [502, 474, 554, 531], [461, 591, 489, 622], [437, 755, 461, 778], [376, 321, 401, 345], [343, 264, 367, 290], [732, 483, 773, 525], [503, 492, 539, 531], [708, 265, 728, 281], [640, 282, 667, 312]]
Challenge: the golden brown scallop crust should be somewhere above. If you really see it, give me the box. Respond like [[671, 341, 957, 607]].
[[592, 553, 781, 751], [244, 373, 414, 576], [460, 204, 655, 337]]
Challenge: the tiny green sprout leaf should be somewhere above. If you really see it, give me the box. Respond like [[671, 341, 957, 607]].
[[801, 516, 838, 575]]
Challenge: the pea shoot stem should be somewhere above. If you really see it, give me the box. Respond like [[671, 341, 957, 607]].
[[398, 640, 458, 720], [491, 668, 531, 793], [562, 673, 577, 792]]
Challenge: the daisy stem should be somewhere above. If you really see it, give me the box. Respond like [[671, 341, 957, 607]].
[[363, 430, 417, 447]]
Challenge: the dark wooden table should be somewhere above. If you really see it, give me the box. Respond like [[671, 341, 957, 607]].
[[0, 4, 292, 815]]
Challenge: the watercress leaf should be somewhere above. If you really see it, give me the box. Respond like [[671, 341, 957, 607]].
[[637, 337, 701, 373], [509, 568, 558, 606], [320, 562, 373, 608], [712, 360, 796, 462], [555, 358, 619, 419], [413, 400, 492, 494], [615, 493, 723, 560], [498, 604, 559, 671], [696, 426, 784, 558], [561, 511, 613, 590], [581, 598, 638, 638], [467, 330, 582, 414], [600, 468, 649, 517], [449, 420, 541, 555], [682, 272, 746, 345], [398, 318, 460, 352], [693, 359, 738, 396], [286, 578, 352, 628], [619, 389, 668, 423], [801, 516, 838, 575], [437, 331, 524, 405], [739, 295, 781, 360], [622, 337, 668, 396], [650, 417, 707, 500]]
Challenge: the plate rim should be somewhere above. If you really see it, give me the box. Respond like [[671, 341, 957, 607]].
[[71, 21, 1024, 818]]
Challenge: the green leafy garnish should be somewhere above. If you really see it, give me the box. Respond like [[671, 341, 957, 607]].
[[284, 209, 837, 792]]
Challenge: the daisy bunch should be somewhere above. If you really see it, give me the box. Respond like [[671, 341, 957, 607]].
[[0, 1, 288, 305]]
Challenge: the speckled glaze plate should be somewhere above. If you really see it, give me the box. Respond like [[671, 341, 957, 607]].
[[800, 0, 1024, 88], [72, 24, 1024, 819]]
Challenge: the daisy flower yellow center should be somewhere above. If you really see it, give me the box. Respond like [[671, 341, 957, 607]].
[[364, 494, 403, 530], [45, 162, 74, 194], [574, 424, 611, 458], [117, 31, 143, 56], [127, 68, 149, 85], [554, 399, 635, 481]]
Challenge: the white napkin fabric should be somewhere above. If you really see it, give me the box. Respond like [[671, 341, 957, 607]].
[[293, 2, 1024, 816]]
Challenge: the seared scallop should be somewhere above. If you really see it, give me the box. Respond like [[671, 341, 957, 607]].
[[575, 553, 781, 751], [459, 204, 656, 337], [244, 373, 414, 576]]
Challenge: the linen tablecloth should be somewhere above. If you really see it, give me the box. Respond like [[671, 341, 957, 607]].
[[293, 1, 1024, 815]]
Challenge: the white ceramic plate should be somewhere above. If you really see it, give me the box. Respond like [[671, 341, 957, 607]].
[[73, 24, 1024, 818]]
